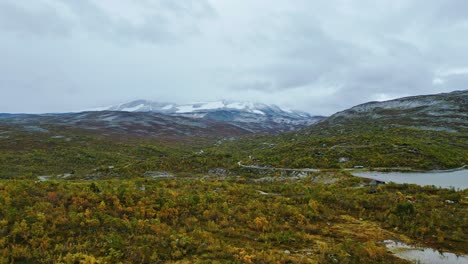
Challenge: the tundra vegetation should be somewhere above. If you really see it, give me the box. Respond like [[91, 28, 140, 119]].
[[0, 120, 466, 263], [1, 173, 467, 263]]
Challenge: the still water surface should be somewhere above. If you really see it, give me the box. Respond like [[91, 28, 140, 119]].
[[384, 240, 468, 264], [352, 170, 468, 189]]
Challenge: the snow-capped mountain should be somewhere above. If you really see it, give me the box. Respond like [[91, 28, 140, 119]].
[[95, 100, 309, 117], [88, 100, 324, 133]]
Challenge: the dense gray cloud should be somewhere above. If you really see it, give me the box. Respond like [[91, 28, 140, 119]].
[[0, 1, 71, 36], [0, 0, 467, 115], [0, 0, 215, 42]]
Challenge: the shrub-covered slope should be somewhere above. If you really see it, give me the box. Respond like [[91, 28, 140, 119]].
[[224, 90, 468, 170]]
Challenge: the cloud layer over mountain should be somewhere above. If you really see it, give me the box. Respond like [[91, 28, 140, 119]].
[[1, 0, 467, 115]]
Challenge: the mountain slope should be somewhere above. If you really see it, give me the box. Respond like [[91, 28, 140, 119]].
[[324, 90, 468, 133], [0, 111, 251, 140], [212, 90, 468, 170]]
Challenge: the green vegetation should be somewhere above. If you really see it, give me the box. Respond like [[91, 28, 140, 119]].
[[213, 124, 468, 171], [0, 126, 194, 179], [1, 123, 466, 180], [0, 114, 467, 263], [1, 172, 466, 263]]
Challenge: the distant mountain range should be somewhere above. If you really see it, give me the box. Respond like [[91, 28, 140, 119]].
[[88, 100, 309, 117], [85, 100, 325, 133], [0, 100, 324, 138], [0, 91, 466, 140]]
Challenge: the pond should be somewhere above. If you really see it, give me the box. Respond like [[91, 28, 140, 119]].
[[384, 240, 468, 264], [352, 170, 468, 190]]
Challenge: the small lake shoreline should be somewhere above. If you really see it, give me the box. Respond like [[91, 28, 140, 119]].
[[346, 164, 467, 173], [351, 169, 468, 190], [383, 240, 468, 264]]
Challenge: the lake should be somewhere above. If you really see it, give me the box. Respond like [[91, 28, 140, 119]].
[[352, 170, 468, 190]]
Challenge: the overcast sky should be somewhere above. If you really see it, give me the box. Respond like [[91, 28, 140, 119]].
[[0, 0, 467, 115]]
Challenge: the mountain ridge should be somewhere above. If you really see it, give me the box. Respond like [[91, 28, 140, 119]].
[[320, 89, 468, 133]]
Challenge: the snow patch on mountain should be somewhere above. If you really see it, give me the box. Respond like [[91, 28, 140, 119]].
[[252, 110, 265, 115], [122, 104, 146, 112], [83, 105, 115, 112], [175, 101, 226, 113]]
